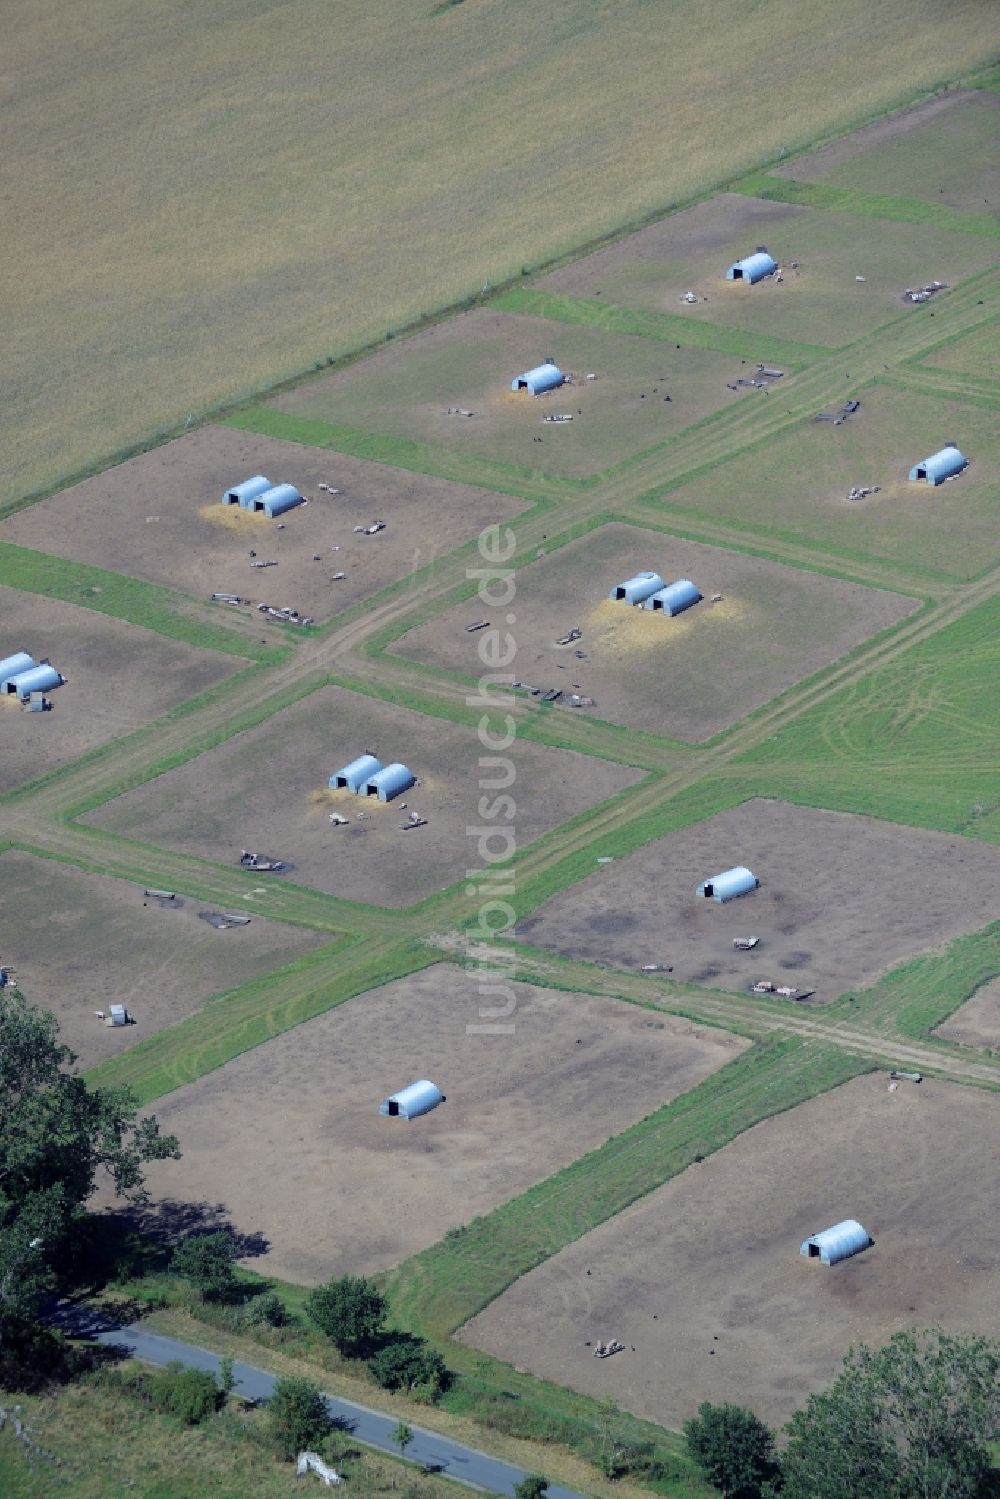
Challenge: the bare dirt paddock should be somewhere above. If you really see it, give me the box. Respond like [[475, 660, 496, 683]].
[[514, 800, 1000, 1002], [459, 1073, 1000, 1429], [534, 190, 996, 349], [134, 964, 747, 1283], [84, 685, 642, 907], [0, 587, 241, 792], [935, 975, 1000, 1051], [0, 851, 324, 1070], [392, 523, 915, 741], [0, 426, 528, 625], [272, 310, 743, 479], [772, 89, 1000, 215]]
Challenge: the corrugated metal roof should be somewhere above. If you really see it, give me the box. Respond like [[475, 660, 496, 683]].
[[330, 755, 382, 792], [512, 362, 565, 394], [642, 579, 702, 615], [908, 446, 968, 484], [258, 483, 304, 517], [726, 251, 778, 283], [696, 866, 759, 902], [7, 663, 63, 699], [365, 762, 416, 802], [800, 1219, 872, 1265], [611, 571, 665, 605], [0, 651, 36, 688], [224, 475, 271, 506], [379, 1079, 444, 1119]]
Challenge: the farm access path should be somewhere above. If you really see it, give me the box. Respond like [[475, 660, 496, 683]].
[[3, 264, 998, 1097]]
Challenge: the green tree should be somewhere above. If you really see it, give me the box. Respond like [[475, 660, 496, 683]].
[[171, 1230, 237, 1302], [391, 1421, 414, 1462], [305, 1274, 387, 1355], [266, 1376, 331, 1459], [683, 1402, 776, 1497], [217, 1355, 236, 1398], [0, 991, 179, 1382], [781, 1330, 1000, 1499], [513, 1475, 548, 1499]]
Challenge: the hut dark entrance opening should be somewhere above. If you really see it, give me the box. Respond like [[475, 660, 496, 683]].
[[703, 883, 714, 898], [386, 1100, 400, 1116]]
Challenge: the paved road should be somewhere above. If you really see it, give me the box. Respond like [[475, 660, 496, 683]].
[[55, 1307, 587, 1499]]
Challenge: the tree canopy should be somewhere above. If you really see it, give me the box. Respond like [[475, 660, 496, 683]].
[[305, 1273, 386, 1355], [683, 1401, 776, 1497], [781, 1329, 1000, 1499], [171, 1230, 238, 1302], [0, 990, 179, 1379]]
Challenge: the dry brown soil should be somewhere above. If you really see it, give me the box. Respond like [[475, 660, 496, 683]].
[[0, 427, 527, 625], [0, 587, 240, 792], [392, 523, 915, 741], [134, 964, 747, 1283], [514, 800, 1000, 1001], [459, 1073, 1000, 1428], [0, 851, 324, 1069], [935, 976, 1000, 1051], [84, 684, 642, 907]]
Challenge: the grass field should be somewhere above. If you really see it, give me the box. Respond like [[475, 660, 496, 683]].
[[6, 43, 1000, 1494], [5, 1, 997, 507], [736, 592, 1000, 836], [0, 1373, 467, 1499]]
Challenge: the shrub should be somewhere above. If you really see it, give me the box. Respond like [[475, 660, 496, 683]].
[[245, 1291, 290, 1327], [266, 1376, 331, 1459], [514, 1475, 548, 1499], [150, 1362, 221, 1426]]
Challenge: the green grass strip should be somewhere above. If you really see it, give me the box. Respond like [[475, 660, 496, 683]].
[[733, 173, 1000, 237], [0, 542, 280, 662], [85, 938, 436, 1105], [385, 1037, 869, 1338], [224, 406, 573, 501], [829, 921, 1000, 1041], [495, 286, 827, 365]]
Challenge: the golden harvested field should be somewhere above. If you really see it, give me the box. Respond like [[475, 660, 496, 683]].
[[5, 0, 996, 507]]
